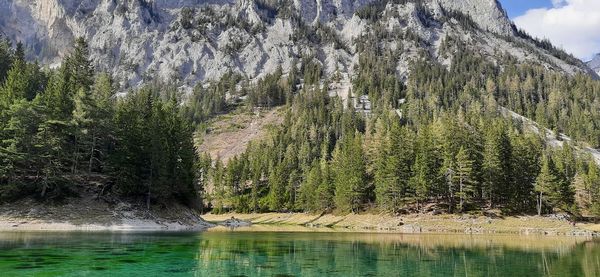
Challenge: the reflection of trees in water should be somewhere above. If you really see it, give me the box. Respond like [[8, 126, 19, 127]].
[[193, 233, 600, 276], [1, 232, 597, 276], [545, 240, 600, 277]]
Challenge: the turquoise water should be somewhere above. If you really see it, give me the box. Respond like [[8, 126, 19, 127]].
[[0, 229, 598, 276]]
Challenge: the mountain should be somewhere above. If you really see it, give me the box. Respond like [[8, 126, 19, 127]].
[[588, 53, 600, 76], [0, 0, 591, 90]]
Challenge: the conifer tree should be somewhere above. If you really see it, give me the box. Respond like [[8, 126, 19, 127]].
[[65, 37, 94, 93], [299, 162, 322, 212], [535, 155, 560, 215], [316, 142, 334, 211], [268, 163, 287, 211], [409, 126, 441, 210], [0, 37, 13, 83], [482, 124, 512, 208], [375, 119, 414, 213], [510, 134, 542, 212], [454, 147, 475, 212], [1, 54, 28, 106], [332, 133, 367, 213], [586, 162, 600, 216]]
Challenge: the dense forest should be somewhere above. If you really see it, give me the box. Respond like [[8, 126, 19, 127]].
[[0, 38, 199, 208], [1, 32, 599, 218], [196, 37, 600, 217]]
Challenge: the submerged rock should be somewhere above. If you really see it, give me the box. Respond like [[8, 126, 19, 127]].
[[220, 217, 252, 227]]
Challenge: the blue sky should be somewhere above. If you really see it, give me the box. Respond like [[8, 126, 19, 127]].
[[499, 0, 552, 18], [498, 0, 600, 60]]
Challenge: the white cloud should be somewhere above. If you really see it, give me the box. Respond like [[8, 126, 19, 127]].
[[513, 0, 600, 60], [551, 0, 566, 8]]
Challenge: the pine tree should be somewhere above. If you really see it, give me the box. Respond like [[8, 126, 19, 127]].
[[1, 55, 27, 106], [332, 133, 367, 213], [409, 126, 441, 210], [482, 124, 512, 208], [0, 99, 42, 196], [535, 155, 559, 215], [315, 142, 334, 211], [586, 162, 600, 216], [299, 162, 321, 212], [72, 87, 95, 172], [454, 147, 475, 212], [375, 120, 414, 213], [510, 134, 542, 212], [374, 133, 397, 212], [40, 71, 74, 120], [0, 37, 13, 83], [212, 159, 226, 213], [535, 154, 574, 215], [65, 37, 94, 93], [86, 73, 115, 173], [268, 163, 287, 211]]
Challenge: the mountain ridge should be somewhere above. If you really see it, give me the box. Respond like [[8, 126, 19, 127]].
[[0, 0, 591, 89], [588, 53, 600, 76]]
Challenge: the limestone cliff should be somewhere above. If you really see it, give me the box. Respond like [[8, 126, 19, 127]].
[[0, 0, 590, 89]]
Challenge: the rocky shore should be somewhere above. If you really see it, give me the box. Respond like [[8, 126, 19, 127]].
[[203, 212, 600, 237], [0, 195, 212, 232]]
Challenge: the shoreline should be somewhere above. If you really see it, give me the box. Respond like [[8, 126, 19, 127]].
[[0, 217, 213, 232], [0, 195, 214, 232], [1, 211, 598, 236], [202, 212, 600, 237]]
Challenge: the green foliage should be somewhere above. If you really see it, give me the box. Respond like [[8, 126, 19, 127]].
[[585, 162, 600, 216], [409, 126, 442, 208], [3, 29, 598, 219], [374, 118, 414, 213], [182, 73, 239, 126], [200, 40, 600, 217], [453, 147, 476, 212], [0, 39, 199, 207], [248, 68, 287, 108], [535, 155, 574, 215], [111, 87, 197, 206], [332, 133, 368, 213], [482, 123, 512, 208], [0, 37, 14, 84]]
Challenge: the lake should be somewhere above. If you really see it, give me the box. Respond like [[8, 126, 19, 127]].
[[0, 227, 598, 276]]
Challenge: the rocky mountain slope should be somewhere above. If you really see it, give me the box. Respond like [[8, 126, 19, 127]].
[[588, 53, 600, 76], [0, 0, 592, 89]]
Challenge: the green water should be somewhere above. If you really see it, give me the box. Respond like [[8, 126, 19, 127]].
[[0, 229, 598, 277]]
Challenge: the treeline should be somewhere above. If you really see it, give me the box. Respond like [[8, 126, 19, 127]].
[[203, 84, 600, 216], [181, 71, 240, 126], [0, 38, 198, 207], [201, 43, 600, 216], [427, 38, 600, 148]]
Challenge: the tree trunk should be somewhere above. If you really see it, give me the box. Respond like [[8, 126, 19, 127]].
[[449, 182, 454, 213], [147, 162, 153, 211], [459, 178, 464, 212], [537, 191, 543, 216], [41, 180, 48, 198], [88, 134, 96, 173], [72, 136, 78, 174]]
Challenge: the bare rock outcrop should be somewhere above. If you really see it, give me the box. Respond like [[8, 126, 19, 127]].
[[0, 0, 590, 90]]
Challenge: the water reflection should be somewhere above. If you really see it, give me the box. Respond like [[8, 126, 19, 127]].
[[0, 230, 597, 276]]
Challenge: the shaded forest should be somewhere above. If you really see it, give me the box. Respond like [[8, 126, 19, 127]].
[[0, 38, 198, 208]]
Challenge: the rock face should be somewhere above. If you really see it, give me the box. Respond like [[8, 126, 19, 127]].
[[588, 54, 600, 76], [436, 0, 512, 35], [0, 0, 591, 89]]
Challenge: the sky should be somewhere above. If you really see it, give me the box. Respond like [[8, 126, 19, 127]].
[[499, 0, 600, 61]]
